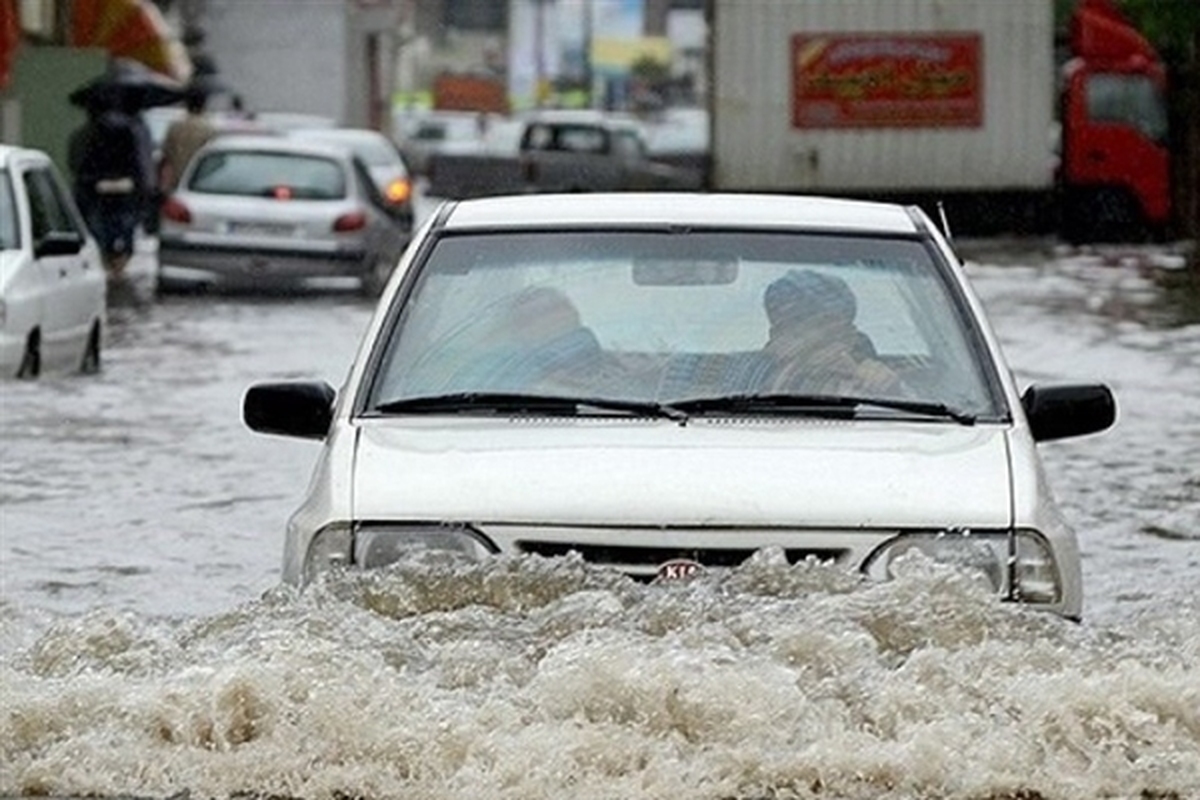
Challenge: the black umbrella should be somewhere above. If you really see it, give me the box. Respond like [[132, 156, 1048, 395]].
[[69, 58, 186, 111]]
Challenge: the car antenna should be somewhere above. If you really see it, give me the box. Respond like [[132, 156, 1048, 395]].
[[936, 201, 954, 241]]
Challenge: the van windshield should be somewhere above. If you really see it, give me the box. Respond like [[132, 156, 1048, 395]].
[[1085, 73, 1168, 143]]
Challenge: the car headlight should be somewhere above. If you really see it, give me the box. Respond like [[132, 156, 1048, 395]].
[[305, 522, 495, 582], [862, 529, 1062, 605]]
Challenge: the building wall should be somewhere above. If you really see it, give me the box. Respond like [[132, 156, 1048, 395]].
[[199, 0, 348, 121], [6, 46, 107, 175]]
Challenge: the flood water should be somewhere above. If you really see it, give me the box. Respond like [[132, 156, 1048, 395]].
[[1, 239, 1198, 800]]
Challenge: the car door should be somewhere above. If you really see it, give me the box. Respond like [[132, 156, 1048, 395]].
[[21, 163, 95, 371]]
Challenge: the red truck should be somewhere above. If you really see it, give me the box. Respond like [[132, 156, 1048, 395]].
[[706, 0, 1172, 241], [1059, 0, 1171, 241]]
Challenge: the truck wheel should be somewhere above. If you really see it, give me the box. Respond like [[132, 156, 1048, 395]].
[[1066, 188, 1142, 244]]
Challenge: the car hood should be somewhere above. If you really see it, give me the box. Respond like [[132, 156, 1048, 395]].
[[352, 418, 1013, 529]]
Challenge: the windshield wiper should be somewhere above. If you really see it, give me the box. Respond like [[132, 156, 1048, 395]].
[[371, 392, 689, 422], [669, 393, 977, 425]]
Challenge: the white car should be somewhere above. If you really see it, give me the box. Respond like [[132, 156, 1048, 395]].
[[243, 193, 1115, 619], [157, 135, 413, 296], [0, 144, 105, 378], [284, 127, 415, 227]]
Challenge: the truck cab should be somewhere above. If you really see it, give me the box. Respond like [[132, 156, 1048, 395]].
[[1059, 0, 1171, 241], [518, 113, 693, 193]]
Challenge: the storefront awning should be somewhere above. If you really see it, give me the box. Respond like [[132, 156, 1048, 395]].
[[70, 0, 191, 83]]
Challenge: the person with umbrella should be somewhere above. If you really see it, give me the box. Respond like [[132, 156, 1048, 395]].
[[67, 61, 178, 275]]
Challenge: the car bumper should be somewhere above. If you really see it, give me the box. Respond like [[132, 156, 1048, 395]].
[[159, 238, 369, 281], [0, 332, 24, 374]]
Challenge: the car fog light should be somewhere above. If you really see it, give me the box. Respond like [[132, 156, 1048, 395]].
[[353, 524, 494, 570]]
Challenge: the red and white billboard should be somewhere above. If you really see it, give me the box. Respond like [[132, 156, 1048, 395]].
[[791, 33, 983, 129]]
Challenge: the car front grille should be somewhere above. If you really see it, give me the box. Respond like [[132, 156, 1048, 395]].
[[515, 540, 848, 578]]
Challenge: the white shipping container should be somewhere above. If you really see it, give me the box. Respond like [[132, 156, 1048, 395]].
[[710, 0, 1056, 194]]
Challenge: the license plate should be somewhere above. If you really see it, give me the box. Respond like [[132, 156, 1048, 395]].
[[228, 221, 296, 237]]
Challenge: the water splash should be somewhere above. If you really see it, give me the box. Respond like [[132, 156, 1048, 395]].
[[3, 553, 1197, 800]]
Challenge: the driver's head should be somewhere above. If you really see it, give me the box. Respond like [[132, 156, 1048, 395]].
[[764, 269, 856, 336], [506, 287, 581, 342]]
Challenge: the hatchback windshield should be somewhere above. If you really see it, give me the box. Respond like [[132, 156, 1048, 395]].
[[367, 231, 1004, 419], [187, 151, 347, 199]]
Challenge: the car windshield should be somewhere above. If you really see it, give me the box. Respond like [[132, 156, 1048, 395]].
[[366, 231, 1005, 420], [187, 150, 347, 199], [0, 173, 18, 250], [413, 116, 480, 142]]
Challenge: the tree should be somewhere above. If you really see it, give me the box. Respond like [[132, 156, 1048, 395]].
[[1119, 0, 1200, 274]]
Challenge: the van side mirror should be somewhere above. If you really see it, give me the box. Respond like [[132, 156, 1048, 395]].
[[1021, 383, 1116, 442], [243, 381, 336, 439], [35, 231, 84, 258]]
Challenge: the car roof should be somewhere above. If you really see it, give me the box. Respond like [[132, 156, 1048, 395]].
[[519, 109, 646, 133], [0, 144, 50, 168], [440, 193, 924, 235], [196, 134, 354, 160], [290, 127, 388, 143]]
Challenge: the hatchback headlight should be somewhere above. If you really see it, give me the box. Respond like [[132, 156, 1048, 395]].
[[305, 522, 494, 582], [862, 529, 1061, 604]]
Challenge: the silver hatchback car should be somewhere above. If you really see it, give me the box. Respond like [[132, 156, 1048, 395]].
[[244, 193, 1116, 619], [157, 135, 411, 295]]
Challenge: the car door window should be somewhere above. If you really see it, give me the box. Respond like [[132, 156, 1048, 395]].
[[24, 168, 83, 243], [350, 156, 383, 208], [0, 172, 19, 249]]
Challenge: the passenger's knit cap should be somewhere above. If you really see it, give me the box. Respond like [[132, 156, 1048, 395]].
[[764, 269, 857, 325]]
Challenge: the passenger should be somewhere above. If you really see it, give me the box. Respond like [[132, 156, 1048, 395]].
[[492, 287, 607, 393], [160, 85, 217, 193], [760, 269, 905, 396]]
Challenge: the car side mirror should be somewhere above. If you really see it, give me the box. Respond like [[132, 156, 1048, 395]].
[[243, 381, 336, 439], [35, 231, 84, 258], [1021, 383, 1116, 442]]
